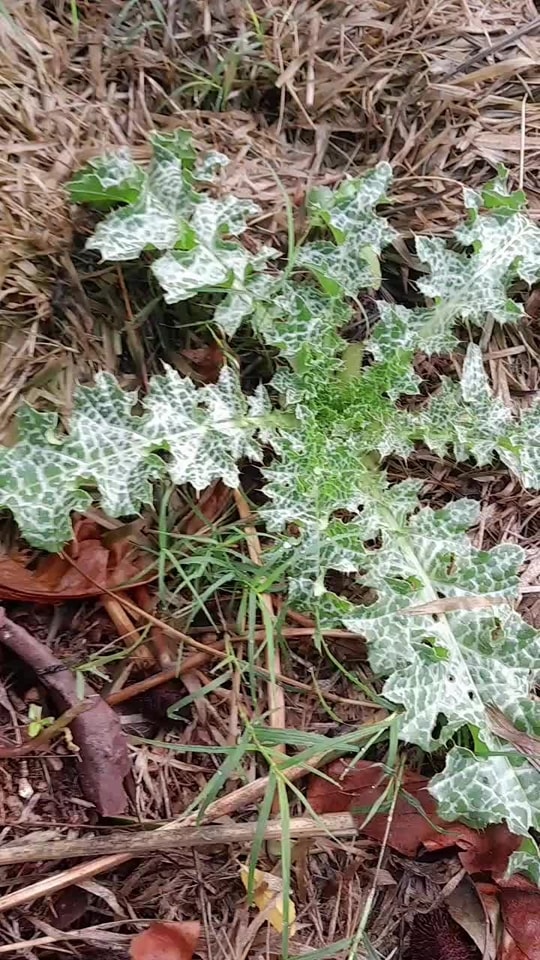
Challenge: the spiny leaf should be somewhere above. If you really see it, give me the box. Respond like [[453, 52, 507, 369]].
[[81, 130, 271, 293], [430, 748, 540, 837], [419, 344, 512, 464], [420, 344, 540, 488], [307, 162, 394, 241], [507, 838, 540, 886], [66, 148, 144, 208], [84, 132, 199, 260], [254, 281, 350, 360], [464, 165, 528, 220], [296, 162, 396, 296], [151, 196, 268, 303], [342, 498, 539, 750], [296, 233, 388, 297], [270, 479, 422, 622], [416, 181, 540, 324], [0, 368, 269, 551], [368, 302, 460, 362]]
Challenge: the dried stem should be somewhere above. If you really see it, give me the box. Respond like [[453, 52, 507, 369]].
[[0, 813, 356, 865]]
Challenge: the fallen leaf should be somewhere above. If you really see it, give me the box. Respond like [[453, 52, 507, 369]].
[[180, 344, 224, 383], [525, 286, 540, 320], [426, 823, 536, 891], [240, 866, 297, 935], [307, 759, 466, 857], [454, 824, 523, 886], [445, 876, 493, 958], [183, 481, 232, 535], [0, 519, 147, 602], [500, 890, 540, 960], [130, 921, 200, 960]]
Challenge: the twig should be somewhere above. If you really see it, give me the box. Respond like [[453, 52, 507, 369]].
[[0, 813, 356, 865], [132, 584, 173, 667], [439, 16, 540, 81], [0, 610, 130, 816], [106, 648, 377, 710], [0, 739, 346, 913], [101, 595, 153, 663]]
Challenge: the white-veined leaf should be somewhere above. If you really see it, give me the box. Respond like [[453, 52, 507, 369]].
[[0, 368, 269, 551]]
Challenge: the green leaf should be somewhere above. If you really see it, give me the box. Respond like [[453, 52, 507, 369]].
[[83, 131, 200, 260], [420, 344, 512, 464], [497, 404, 540, 489], [430, 748, 540, 837], [85, 186, 189, 263], [0, 368, 269, 551], [194, 151, 229, 182], [416, 192, 540, 324], [270, 479, 422, 623], [150, 196, 266, 302], [149, 129, 197, 167], [66, 149, 144, 208], [220, 279, 351, 359], [143, 366, 268, 489], [307, 162, 394, 242], [465, 166, 528, 220], [0, 406, 96, 552], [419, 344, 540, 489], [342, 498, 539, 750], [368, 303, 460, 361], [296, 162, 396, 297], [507, 837, 540, 886]]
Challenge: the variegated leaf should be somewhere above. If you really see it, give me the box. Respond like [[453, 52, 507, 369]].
[[342, 499, 538, 750], [430, 748, 540, 837], [296, 163, 396, 296], [0, 368, 268, 551]]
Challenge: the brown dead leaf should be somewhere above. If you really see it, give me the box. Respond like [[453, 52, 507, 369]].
[[445, 876, 494, 959], [180, 344, 224, 383], [0, 519, 147, 602], [307, 759, 466, 857], [130, 921, 200, 960], [183, 481, 232, 535], [525, 287, 540, 321], [426, 823, 536, 891], [500, 891, 540, 960]]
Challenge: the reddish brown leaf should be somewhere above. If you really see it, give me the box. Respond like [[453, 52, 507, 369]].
[[181, 344, 224, 383], [427, 824, 536, 892], [183, 481, 232, 535], [130, 921, 200, 960], [500, 891, 540, 960], [525, 287, 540, 321], [0, 519, 146, 603], [307, 759, 465, 857], [455, 825, 522, 885]]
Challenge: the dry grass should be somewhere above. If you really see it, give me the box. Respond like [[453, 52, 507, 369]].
[[1, 0, 539, 324], [0, 0, 538, 428]]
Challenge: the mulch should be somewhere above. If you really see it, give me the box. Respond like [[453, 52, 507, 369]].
[[1, 0, 539, 957]]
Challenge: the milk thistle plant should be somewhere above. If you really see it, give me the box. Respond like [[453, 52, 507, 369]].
[[1, 131, 540, 881]]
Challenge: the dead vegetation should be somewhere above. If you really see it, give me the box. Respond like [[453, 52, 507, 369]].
[[1, 1, 540, 958]]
